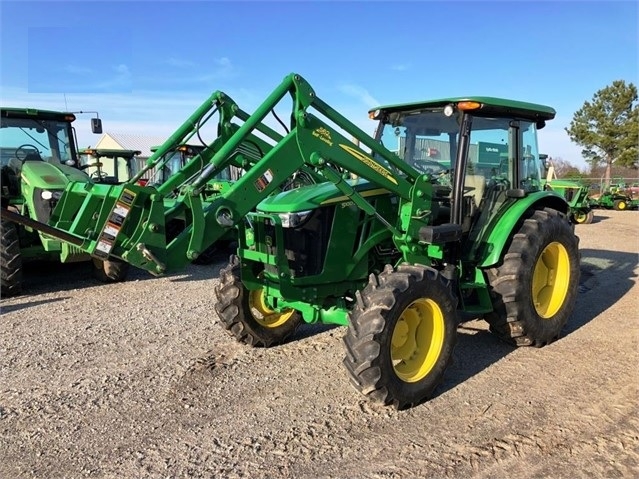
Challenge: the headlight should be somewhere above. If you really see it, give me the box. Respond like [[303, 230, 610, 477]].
[[277, 210, 312, 228], [41, 190, 63, 201]]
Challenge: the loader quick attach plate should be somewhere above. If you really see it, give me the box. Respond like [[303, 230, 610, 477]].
[[94, 188, 137, 259]]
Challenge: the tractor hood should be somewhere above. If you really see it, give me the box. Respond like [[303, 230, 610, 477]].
[[545, 179, 584, 188], [20, 161, 90, 190], [257, 179, 389, 213]]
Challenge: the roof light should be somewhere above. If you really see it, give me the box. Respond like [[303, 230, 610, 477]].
[[443, 105, 455, 117], [369, 109, 381, 120], [64, 114, 76, 121], [457, 101, 481, 111]]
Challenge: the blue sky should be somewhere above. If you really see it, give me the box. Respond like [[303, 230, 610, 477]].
[[1, 0, 637, 169]]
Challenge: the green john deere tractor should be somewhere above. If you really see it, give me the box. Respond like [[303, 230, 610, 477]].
[[3, 73, 580, 409], [0, 107, 129, 296], [537, 154, 593, 224], [78, 147, 142, 185]]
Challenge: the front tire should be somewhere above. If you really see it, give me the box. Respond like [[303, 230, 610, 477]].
[[1, 220, 23, 297], [572, 209, 594, 224], [214, 255, 302, 347], [92, 257, 130, 283], [485, 208, 580, 347], [343, 264, 458, 410]]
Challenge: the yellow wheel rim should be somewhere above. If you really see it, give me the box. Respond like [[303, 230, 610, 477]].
[[532, 242, 571, 319], [573, 211, 586, 223], [248, 289, 295, 328], [619, 201, 627, 210], [391, 298, 445, 383]]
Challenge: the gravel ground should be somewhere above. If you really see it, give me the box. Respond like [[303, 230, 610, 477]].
[[1, 209, 638, 479]]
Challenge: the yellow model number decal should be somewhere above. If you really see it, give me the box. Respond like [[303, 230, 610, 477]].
[[339, 144, 398, 185]]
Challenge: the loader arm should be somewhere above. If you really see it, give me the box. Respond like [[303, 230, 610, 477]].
[[5, 73, 434, 275]]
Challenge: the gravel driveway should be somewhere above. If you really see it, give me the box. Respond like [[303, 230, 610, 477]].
[[1, 210, 637, 478]]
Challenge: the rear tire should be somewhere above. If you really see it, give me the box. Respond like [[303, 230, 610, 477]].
[[613, 199, 628, 211], [1, 220, 23, 297], [343, 264, 458, 410], [485, 208, 580, 347], [214, 255, 302, 347], [92, 258, 130, 283]]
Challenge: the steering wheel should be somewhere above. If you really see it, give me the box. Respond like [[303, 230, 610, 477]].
[[15, 144, 43, 163], [91, 170, 109, 180]]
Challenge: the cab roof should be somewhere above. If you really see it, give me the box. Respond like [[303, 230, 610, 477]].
[[1, 107, 76, 122], [79, 148, 141, 157], [370, 96, 556, 122]]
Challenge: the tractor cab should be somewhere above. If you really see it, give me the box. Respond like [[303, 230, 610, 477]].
[[78, 148, 142, 185], [371, 98, 554, 239], [146, 143, 240, 195]]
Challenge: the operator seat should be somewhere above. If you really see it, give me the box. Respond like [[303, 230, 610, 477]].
[[464, 175, 486, 208]]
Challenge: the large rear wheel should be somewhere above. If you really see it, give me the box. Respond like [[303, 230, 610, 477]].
[[214, 255, 302, 347], [485, 208, 580, 346], [343, 264, 458, 410], [613, 199, 628, 211], [1, 219, 23, 297]]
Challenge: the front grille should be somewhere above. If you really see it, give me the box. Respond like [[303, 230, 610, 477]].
[[264, 207, 335, 278]]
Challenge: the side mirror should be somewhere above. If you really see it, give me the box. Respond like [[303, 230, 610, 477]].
[[91, 118, 103, 134]]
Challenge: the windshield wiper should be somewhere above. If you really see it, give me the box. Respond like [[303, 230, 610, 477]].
[[18, 126, 50, 152]]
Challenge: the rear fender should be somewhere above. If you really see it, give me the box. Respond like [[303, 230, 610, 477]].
[[477, 192, 569, 268]]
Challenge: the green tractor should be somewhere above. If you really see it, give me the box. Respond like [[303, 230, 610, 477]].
[[78, 147, 142, 185], [4, 74, 580, 409], [539, 155, 594, 224], [591, 181, 639, 211], [0, 107, 129, 296]]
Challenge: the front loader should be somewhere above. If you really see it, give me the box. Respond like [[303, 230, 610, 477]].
[[144, 142, 245, 265], [2, 73, 580, 409]]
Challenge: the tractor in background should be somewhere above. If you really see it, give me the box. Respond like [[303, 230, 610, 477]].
[[540, 154, 594, 224], [78, 147, 142, 185], [590, 180, 639, 211], [0, 107, 129, 296], [3, 74, 580, 410]]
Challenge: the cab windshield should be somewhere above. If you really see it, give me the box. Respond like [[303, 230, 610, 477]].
[[0, 117, 75, 168], [377, 108, 460, 174], [375, 108, 542, 192]]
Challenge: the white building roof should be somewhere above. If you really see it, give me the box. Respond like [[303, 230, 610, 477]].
[[95, 132, 168, 158]]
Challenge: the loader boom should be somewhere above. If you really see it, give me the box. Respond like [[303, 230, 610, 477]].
[[36, 73, 428, 275]]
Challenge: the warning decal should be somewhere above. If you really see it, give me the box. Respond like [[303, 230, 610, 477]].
[[254, 169, 274, 192]]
